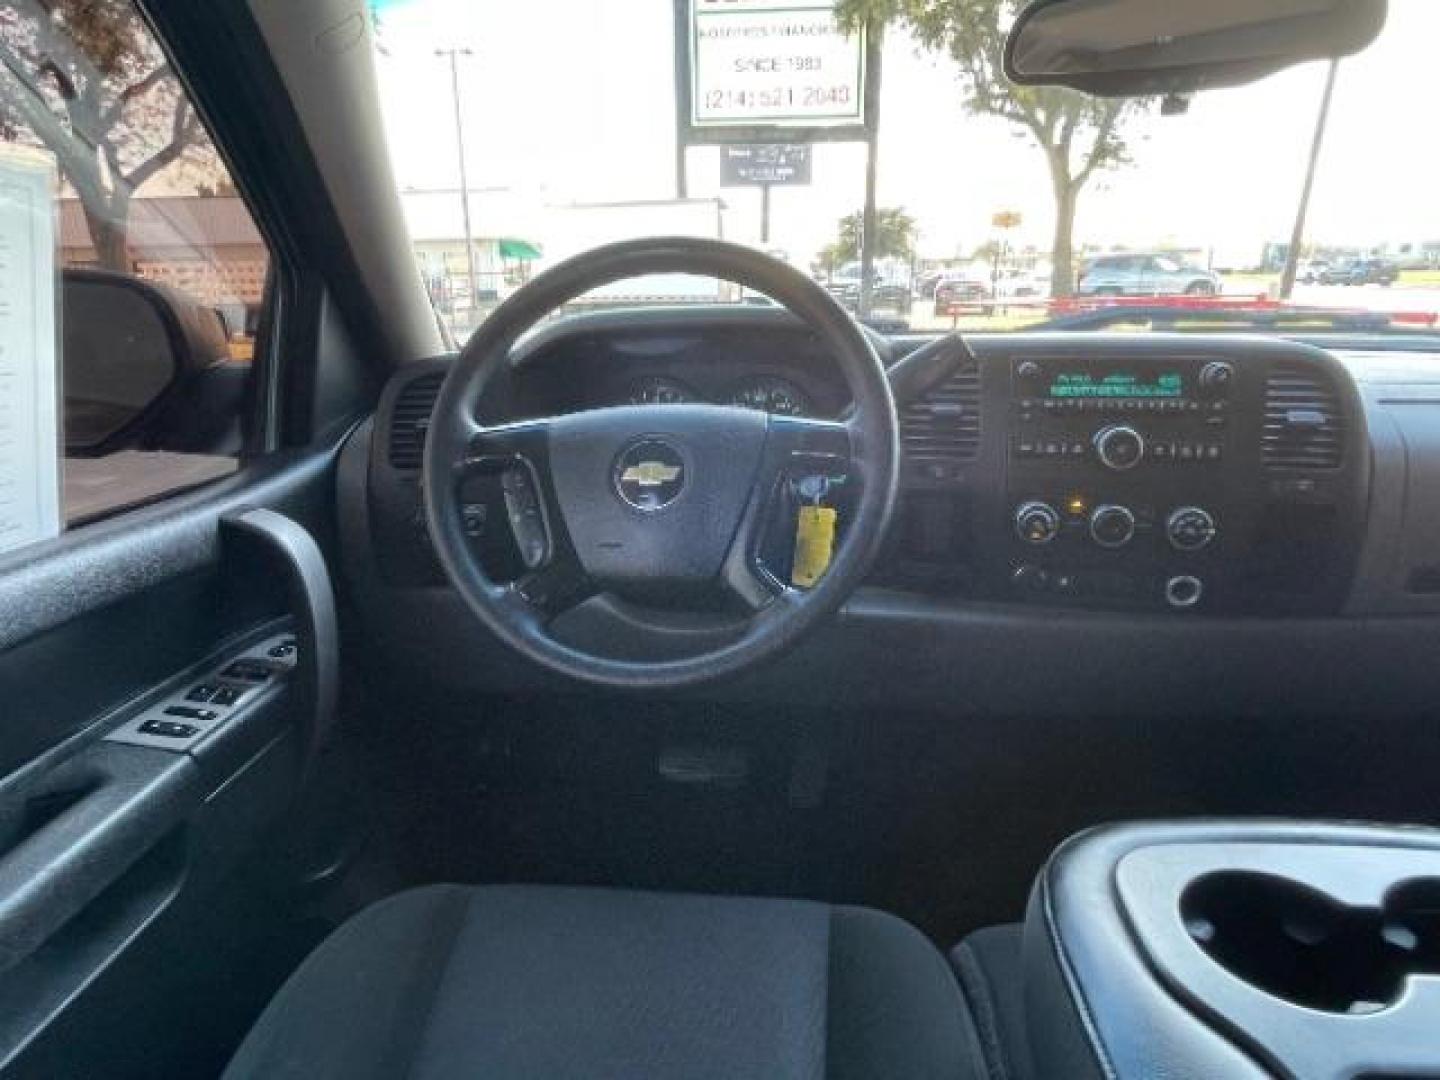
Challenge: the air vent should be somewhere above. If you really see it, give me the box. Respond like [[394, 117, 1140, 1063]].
[[388, 372, 444, 470], [1261, 364, 1344, 470], [901, 364, 982, 466]]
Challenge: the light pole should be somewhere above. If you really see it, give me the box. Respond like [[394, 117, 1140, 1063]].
[[437, 47, 479, 315], [1280, 60, 1340, 301], [857, 20, 883, 321]]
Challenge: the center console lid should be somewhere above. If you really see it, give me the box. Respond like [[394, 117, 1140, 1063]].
[[1025, 820, 1440, 1080]]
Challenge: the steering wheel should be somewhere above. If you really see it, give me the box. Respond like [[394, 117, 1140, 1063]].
[[422, 237, 899, 689]]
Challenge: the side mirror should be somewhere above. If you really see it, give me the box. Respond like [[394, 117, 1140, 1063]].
[[1005, 0, 1387, 97], [62, 268, 230, 455]]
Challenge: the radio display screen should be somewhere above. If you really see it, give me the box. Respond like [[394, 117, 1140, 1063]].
[[1048, 370, 1184, 399]]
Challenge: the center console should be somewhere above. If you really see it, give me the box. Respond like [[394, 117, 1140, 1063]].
[[1017, 820, 1440, 1080], [1007, 353, 1239, 611], [891, 334, 1370, 616]]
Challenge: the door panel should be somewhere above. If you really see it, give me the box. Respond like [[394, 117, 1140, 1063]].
[[0, 441, 344, 1077]]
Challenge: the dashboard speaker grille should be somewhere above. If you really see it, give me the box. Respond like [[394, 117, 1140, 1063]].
[[388, 372, 444, 470], [901, 364, 982, 463], [1261, 364, 1344, 470]]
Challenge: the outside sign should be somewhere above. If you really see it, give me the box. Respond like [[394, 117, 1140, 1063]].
[[720, 144, 813, 186], [685, 0, 867, 137], [992, 211, 1023, 230]]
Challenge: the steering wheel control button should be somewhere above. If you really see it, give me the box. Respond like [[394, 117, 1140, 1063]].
[[1015, 501, 1061, 545], [1167, 507, 1218, 551], [211, 686, 245, 707], [613, 438, 687, 512], [186, 684, 217, 702], [502, 466, 549, 568], [460, 502, 487, 539], [1093, 424, 1145, 471], [1089, 504, 1137, 548]]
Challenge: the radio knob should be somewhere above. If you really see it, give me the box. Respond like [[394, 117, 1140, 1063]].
[[1014, 501, 1061, 545], [1089, 504, 1136, 548], [1166, 506, 1217, 551], [1093, 425, 1145, 471], [1199, 361, 1235, 396]]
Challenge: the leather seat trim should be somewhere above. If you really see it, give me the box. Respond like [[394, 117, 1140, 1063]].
[[1038, 855, 1119, 1080]]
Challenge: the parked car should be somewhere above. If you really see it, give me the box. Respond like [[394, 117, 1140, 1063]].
[[993, 269, 1050, 300], [1078, 252, 1220, 296], [913, 269, 945, 299], [823, 260, 912, 312], [1298, 259, 1330, 284], [933, 271, 994, 313], [825, 275, 911, 312], [1319, 257, 1398, 286]]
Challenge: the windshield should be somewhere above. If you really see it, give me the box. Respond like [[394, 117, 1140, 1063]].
[[370, 0, 1439, 341]]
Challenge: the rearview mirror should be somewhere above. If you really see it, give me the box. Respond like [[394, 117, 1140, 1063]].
[[1005, 0, 1387, 97]]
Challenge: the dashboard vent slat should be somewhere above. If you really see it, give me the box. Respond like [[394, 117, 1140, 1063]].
[[901, 365, 981, 463], [388, 372, 445, 470], [1261, 365, 1344, 470]]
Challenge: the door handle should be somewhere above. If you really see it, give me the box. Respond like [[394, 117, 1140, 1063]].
[[222, 509, 338, 781]]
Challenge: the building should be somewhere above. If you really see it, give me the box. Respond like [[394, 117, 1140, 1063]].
[[400, 189, 544, 309], [60, 197, 268, 315]]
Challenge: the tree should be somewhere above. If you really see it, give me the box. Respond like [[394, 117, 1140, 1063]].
[[971, 238, 1001, 263], [836, 0, 1148, 296], [823, 206, 917, 270], [0, 0, 207, 270]]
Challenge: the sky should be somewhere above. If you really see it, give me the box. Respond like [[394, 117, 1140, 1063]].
[[370, 0, 1440, 267]]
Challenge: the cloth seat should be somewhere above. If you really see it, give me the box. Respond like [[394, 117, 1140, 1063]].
[[224, 884, 990, 1079]]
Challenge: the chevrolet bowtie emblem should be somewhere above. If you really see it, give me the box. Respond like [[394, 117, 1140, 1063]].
[[620, 461, 683, 487], [614, 439, 687, 511]]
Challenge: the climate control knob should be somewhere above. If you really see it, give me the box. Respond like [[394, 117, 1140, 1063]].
[[1093, 425, 1145, 471], [1166, 506, 1217, 551], [1089, 504, 1136, 548], [1014, 501, 1061, 545]]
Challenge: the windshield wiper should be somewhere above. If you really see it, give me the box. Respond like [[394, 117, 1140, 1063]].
[[1033, 305, 1416, 333]]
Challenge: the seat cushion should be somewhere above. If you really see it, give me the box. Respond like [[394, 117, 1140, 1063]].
[[224, 884, 989, 1080]]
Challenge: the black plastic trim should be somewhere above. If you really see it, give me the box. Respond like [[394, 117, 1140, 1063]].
[[221, 510, 338, 776]]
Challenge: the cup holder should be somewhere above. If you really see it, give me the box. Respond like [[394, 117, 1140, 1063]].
[[1180, 872, 1440, 1014]]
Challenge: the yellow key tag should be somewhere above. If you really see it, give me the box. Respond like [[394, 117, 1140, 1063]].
[[792, 505, 837, 588]]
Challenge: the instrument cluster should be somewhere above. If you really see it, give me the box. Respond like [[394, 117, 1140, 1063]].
[[626, 374, 813, 416]]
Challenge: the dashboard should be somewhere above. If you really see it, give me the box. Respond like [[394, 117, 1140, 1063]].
[[359, 308, 1440, 632]]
